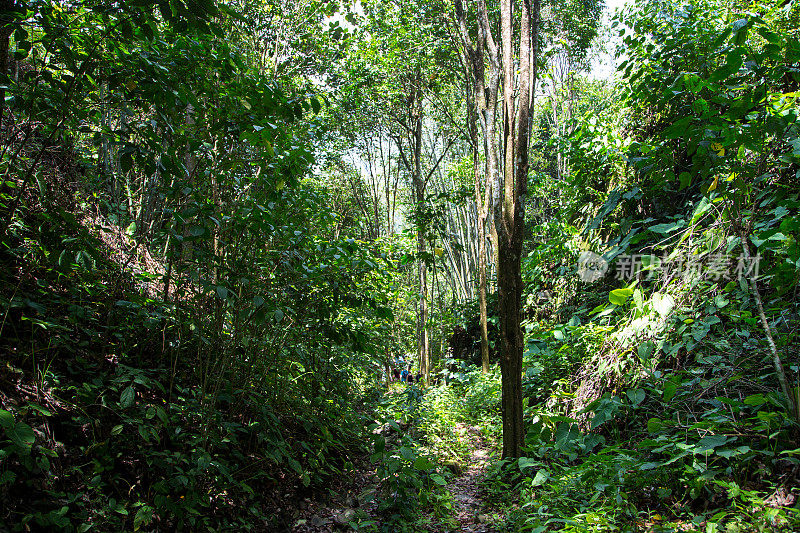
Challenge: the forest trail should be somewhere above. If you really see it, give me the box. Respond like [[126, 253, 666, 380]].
[[436, 422, 499, 533], [291, 420, 500, 532]]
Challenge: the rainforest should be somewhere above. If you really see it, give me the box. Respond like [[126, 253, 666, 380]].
[[0, 0, 799, 531]]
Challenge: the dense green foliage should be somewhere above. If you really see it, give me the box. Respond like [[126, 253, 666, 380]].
[[0, 0, 798, 531], [484, 0, 800, 530]]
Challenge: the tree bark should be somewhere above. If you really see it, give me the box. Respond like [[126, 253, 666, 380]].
[[413, 113, 430, 384], [453, 0, 496, 375], [454, 0, 538, 458], [496, 0, 539, 459], [741, 233, 798, 421]]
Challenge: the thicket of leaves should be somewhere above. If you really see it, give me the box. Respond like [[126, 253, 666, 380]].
[[476, 0, 800, 530], [0, 1, 408, 530]]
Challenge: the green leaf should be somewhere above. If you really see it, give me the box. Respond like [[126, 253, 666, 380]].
[[696, 434, 730, 452], [649, 222, 681, 234], [399, 446, 415, 461], [120, 386, 135, 409], [413, 456, 434, 470], [430, 473, 446, 485], [647, 418, 663, 433], [679, 171, 692, 190], [7, 422, 35, 449], [717, 446, 750, 459], [609, 287, 633, 306], [626, 389, 645, 406], [531, 469, 550, 487], [652, 293, 675, 317], [664, 117, 693, 140], [137, 424, 150, 443], [690, 197, 712, 224], [663, 380, 679, 402], [0, 409, 13, 430], [518, 456, 537, 470], [743, 394, 766, 406], [26, 403, 52, 417]]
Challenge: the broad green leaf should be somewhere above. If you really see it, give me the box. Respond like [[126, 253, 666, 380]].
[[652, 293, 675, 317], [0, 409, 13, 430], [8, 422, 35, 449], [647, 418, 663, 433], [690, 197, 711, 224], [430, 473, 446, 485], [663, 380, 679, 402], [717, 446, 750, 458], [120, 386, 135, 409], [664, 117, 693, 140], [649, 223, 681, 234], [609, 287, 633, 306], [743, 394, 766, 406], [696, 435, 730, 452], [26, 403, 52, 417], [530, 469, 550, 487], [518, 456, 537, 470], [626, 389, 645, 406], [399, 446, 415, 461], [413, 456, 434, 470]]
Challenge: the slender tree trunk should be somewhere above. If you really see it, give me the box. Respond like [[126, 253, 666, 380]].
[[495, 0, 540, 459], [478, 230, 490, 372], [454, 0, 497, 374], [741, 233, 798, 421], [413, 113, 430, 383]]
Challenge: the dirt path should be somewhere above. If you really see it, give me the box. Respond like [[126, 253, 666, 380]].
[[437, 423, 500, 533], [289, 450, 380, 533], [290, 421, 502, 532]]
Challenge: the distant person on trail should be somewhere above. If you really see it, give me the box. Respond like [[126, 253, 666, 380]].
[[392, 368, 400, 382], [400, 368, 408, 382], [407, 372, 414, 384]]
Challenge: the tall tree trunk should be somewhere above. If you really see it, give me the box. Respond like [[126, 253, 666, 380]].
[[455, 0, 538, 457], [497, 0, 540, 459], [413, 113, 430, 384], [454, 0, 495, 375], [478, 225, 490, 373]]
